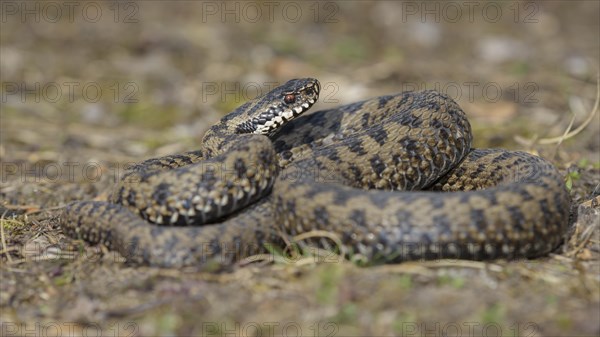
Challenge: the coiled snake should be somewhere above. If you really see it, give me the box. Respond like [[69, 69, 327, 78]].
[[61, 78, 570, 267]]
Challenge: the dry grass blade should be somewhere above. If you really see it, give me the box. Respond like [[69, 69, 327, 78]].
[[292, 230, 347, 258], [241, 230, 347, 267], [0, 211, 15, 264], [239, 253, 283, 266], [417, 259, 504, 272]]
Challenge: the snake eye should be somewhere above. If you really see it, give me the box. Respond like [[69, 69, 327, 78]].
[[305, 88, 314, 96], [284, 94, 296, 104]]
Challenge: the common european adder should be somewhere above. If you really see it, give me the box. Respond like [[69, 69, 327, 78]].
[[60, 78, 571, 267]]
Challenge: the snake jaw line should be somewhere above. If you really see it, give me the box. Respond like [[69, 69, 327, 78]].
[[232, 78, 320, 136]]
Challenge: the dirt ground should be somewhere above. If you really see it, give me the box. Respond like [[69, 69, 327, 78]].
[[1, 1, 599, 336]]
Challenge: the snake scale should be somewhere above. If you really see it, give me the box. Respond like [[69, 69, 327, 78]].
[[60, 78, 571, 267]]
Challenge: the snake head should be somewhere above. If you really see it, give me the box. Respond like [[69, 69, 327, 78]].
[[236, 78, 320, 135]]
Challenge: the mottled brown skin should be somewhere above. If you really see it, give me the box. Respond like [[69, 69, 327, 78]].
[[60, 79, 570, 267]]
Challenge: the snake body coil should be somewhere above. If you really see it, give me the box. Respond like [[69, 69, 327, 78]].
[[61, 78, 570, 267]]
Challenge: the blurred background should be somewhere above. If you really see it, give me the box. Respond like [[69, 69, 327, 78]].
[[2, 1, 598, 168], [1, 2, 599, 336]]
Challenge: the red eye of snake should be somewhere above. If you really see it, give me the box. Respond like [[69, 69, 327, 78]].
[[284, 94, 296, 104]]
